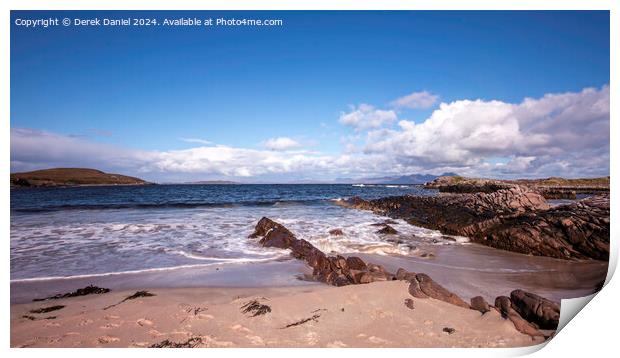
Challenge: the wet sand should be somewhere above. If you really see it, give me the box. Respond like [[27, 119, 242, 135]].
[[10, 281, 544, 348], [356, 243, 608, 303]]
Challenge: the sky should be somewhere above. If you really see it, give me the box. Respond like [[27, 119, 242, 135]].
[[10, 10, 610, 182]]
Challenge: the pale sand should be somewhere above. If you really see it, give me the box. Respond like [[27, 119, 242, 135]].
[[10, 281, 545, 348]]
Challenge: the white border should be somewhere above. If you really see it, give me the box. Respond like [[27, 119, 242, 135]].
[[2, 1, 616, 357]]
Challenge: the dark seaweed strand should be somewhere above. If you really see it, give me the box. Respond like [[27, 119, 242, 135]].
[[282, 314, 321, 328], [150, 337, 203, 348], [240, 300, 272, 317], [29, 305, 65, 314], [103, 290, 155, 310], [33, 285, 110, 302]]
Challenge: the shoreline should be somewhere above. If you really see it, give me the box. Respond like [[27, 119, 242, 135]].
[[10, 281, 546, 348]]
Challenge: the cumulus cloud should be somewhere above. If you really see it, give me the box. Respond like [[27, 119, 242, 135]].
[[263, 137, 302, 151], [339, 104, 397, 130], [364, 85, 609, 177], [391, 90, 439, 109]]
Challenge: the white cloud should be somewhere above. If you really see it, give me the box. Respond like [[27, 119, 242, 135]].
[[364, 85, 609, 177], [339, 104, 397, 130], [10, 128, 149, 172], [263, 137, 302, 151], [180, 137, 212, 145], [391, 90, 439, 109]]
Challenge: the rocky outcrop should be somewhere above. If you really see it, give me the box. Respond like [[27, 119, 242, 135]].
[[249, 218, 559, 339], [249, 217, 392, 286], [339, 190, 609, 260], [510, 289, 560, 330], [476, 195, 609, 260], [425, 175, 609, 199], [249, 218, 469, 303]]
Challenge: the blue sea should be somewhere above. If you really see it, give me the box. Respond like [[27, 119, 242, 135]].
[[10, 184, 441, 281]]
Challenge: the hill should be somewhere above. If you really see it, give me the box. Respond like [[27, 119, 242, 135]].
[[10, 168, 149, 188]]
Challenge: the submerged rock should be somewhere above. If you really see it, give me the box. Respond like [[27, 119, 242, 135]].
[[329, 228, 344, 236], [375, 224, 398, 235]]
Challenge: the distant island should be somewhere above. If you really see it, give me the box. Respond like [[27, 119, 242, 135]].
[[10, 168, 150, 188]]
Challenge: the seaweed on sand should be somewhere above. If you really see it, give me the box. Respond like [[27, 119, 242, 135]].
[[281, 313, 321, 328], [29, 305, 65, 314], [33, 285, 110, 302], [22, 315, 57, 321], [240, 299, 271, 317], [150, 337, 203, 348], [103, 290, 155, 310]]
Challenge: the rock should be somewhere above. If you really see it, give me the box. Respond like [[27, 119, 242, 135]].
[[470, 296, 490, 314], [494, 296, 513, 319], [442, 327, 456, 334], [376, 224, 398, 235], [404, 298, 415, 310], [495, 296, 544, 337], [250, 217, 296, 249], [395, 268, 409, 280], [329, 228, 344, 236], [510, 289, 560, 330], [259, 225, 295, 249], [415, 274, 470, 308], [346, 256, 367, 271], [248, 217, 275, 238], [395, 268, 417, 281], [354, 272, 373, 284], [367, 263, 386, 273], [407, 279, 428, 299]]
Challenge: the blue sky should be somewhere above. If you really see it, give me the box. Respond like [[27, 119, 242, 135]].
[[10, 11, 610, 182]]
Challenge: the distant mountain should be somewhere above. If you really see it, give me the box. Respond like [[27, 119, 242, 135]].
[[183, 180, 239, 185], [10, 168, 150, 188], [338, 172, 458, 185]]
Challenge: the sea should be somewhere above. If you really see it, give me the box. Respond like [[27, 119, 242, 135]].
[[10, 184, 608, 303]]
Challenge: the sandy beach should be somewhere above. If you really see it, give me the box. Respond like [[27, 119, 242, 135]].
[[10, 280, 545, 348]]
